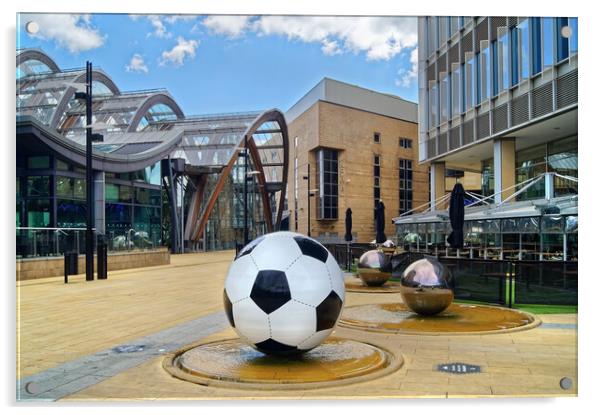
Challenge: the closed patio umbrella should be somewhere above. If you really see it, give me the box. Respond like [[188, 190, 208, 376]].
[[344, 208, 353, 242], [375, 201, 387, 244], [447, 183, 466, 249]]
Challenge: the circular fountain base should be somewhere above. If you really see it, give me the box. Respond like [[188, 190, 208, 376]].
[[345, 278, 399, 293], [164, 337, 403, 389], [339, 303, 540, 335]]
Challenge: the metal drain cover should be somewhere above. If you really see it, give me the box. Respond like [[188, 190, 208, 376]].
[[112, 344, 146, 353], [437, 362, 481, 374]]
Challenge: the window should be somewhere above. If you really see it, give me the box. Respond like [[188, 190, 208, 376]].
[[399, 159, 414, 215], [440, 73, 449, 123], [294, 136, 298, 147], [531, 18, 542, 75], [517, 18, 530, 81], [429, 82, 439, 128], [373, 132, 381, 143], [464, 54, 476, 110], [399, 138, 413, 148], [439, 17, 449, 46], [542, 17, 554, 69], [317, 149, 338, 220], [451, 64, 461, 117], [374, 155, 381, 218], [480, 43, 491, 102], [450, 17, 459, 35], [498, 29, 510, 91], [557, 17, 578, 61], [428, 17, 438, 55], [27, 156, 50, 169]]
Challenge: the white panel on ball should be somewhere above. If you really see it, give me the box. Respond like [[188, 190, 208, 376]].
[[297, 329, 332, 350], [250, 232, 303, 271], [224, 254, 258, 303], [268, 301, 317, 346], [325, 255, 346, 301], [231, 298, 271, 343], [286, 257, 333, 307]]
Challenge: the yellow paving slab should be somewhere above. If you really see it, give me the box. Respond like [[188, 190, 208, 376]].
[[17, 251, 578, 399], [17, 251, 235, 378]]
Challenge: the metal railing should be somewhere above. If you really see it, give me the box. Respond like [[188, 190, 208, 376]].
[[16, 227, 161, 259], [324, 244, 577, 307]]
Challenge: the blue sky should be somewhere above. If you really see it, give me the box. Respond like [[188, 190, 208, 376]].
[[17, 14, 418, 116]]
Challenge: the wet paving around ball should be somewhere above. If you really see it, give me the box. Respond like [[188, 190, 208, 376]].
[[339, 303, 540, 334]]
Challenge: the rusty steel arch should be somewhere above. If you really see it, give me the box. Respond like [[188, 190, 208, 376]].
[[189, 109, 289, 242]]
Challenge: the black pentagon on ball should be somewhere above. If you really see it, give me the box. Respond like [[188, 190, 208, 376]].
[[293, 236, 329, 263], [316, 290, 343, 331], [255, 338, 300, 356], [235, 235, 265, 259], [250, 270, 292, 314], [223, 289, 235, 328]]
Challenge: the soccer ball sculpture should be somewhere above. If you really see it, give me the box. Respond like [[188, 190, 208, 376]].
[[223, 231, 346, 356]]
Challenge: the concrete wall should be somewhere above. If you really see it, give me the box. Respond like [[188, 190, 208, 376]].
[[16, 248, 170, 281]]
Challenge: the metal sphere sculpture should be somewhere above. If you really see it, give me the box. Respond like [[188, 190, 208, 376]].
[[357, 249, 392, 287], [400, 257, 454, 315], [223, 232, 345, 355]]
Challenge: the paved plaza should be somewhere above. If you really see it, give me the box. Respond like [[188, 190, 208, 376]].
[[16, 251, 577, 401]]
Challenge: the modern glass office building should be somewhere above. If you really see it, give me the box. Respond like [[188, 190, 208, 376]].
[[394, 17, 578, 262], [16, 48, 289, 257]]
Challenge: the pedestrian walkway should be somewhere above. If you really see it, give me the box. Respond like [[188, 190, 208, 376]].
[[16, 251, 577, 400]]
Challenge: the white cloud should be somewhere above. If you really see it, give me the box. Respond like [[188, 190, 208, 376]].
[[148, 15, 170, 38], [164, 15, 198, 24], [129, 14, 198, 38], [396, 47, 418, 87], [250, 16, 417, 61], [159, 37, 199, 67], [125, 54, 149, 74], [21, 13, 105, 53], [202, 15, 253, 38], [321, 38, 342, 56]]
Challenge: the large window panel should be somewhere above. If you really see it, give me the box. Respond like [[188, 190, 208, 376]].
[[498, 29, 510, 90], [542, 17, 555, 68], [317, 149, 338, 220], [517, 19, 531, 80], [440, 73, 449, 123], [429, 82, 439, 128], [451, 64, 461, 117], [464, 55, 475, 110], [479, 43, 491, 102]]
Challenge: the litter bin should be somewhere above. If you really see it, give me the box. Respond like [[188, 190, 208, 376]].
[[97, 237, 108, 280], [64, 251, 79, 284]]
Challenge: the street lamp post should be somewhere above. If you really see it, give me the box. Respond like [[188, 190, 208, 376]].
[[302, 164, 314, 237], [74, 62, 95, 281], [74, 61, 103, 281]]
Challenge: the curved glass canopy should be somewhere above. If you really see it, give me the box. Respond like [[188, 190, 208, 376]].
[[16, 48, 289, 247]]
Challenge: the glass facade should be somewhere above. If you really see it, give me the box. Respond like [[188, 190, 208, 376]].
[[16, 154, 163, 252], [397, 214, 577, 262]]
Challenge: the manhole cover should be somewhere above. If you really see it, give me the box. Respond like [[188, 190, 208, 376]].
[[112, 344, 146, 353], [437, 362, 481, 374]]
